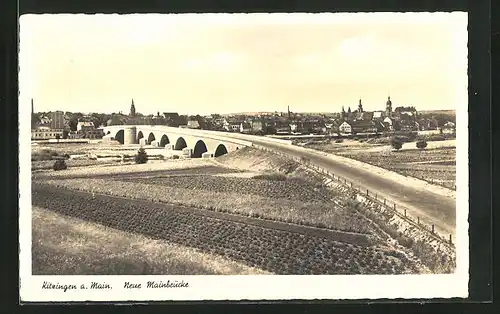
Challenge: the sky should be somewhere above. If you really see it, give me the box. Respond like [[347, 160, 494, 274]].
[[19, 12, 468, 116]]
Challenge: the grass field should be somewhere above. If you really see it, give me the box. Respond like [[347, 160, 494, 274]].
[[32, 206, 269, 275], [337, 148, 456, 189]]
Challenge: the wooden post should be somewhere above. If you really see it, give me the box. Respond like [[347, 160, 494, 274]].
[[432, 224, 435, 234], [350, 182, 353, 188], [384, 199, 386, 205], [375, 193, 377, 200], [449, 234, 452, 244], [417, 217, 420, 224], [393, 203, 396, 211], [366, 189, 369, 196], [404, 208, 406, 217]]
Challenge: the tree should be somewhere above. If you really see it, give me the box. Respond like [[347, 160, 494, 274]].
[[55, 134, 61, 140], [416, 140, 428, 149], [68, 117, 79, 131], [135, 147, 148, 164], [62, 130, 69, 139], [391, 138, 403, 151]]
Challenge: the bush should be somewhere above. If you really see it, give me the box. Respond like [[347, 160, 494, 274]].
[[52, 160, 67, 171], [334, 139, 344, 143], [135, 147, 148, 164], [171, 155, 180, 160], [416, 140, 428, 149], [391, 138, 403, 151]]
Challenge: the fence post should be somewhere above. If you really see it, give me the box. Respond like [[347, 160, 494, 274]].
[[404, 208, 406, 217], [449, 234, 452, 244], [417, 217, 420, 224], [350, 182, 353, 188], [375, 193, 377, 200], [366, 189, 369, 196], [431, 224, 435, 234], [384, 199, 386, 205], [393, 203, 396, 211]]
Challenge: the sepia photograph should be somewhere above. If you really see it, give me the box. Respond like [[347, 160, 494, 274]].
[[19, 12, 469, 301]]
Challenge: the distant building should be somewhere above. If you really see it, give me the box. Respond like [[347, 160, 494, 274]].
[[240, 122, 252, 133], [372, 111, 384, 120], [383, 117, 393, 131], [51, 111, 65, 129], [338, 121, 352, 134], [77, 121, 95, 132], [130, 99, 136, 117], [386, 96, 393, 117], [187, 120, 200, 129], [31, 128, 64, 140], [351, 120, 378, 134]]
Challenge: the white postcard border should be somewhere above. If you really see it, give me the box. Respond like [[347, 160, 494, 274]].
[[19, 12, 469, 302]]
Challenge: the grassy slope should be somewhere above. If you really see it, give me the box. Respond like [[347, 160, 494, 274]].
[[32, 207, 269, 275]]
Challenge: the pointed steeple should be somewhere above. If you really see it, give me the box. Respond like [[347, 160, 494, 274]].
[[130, 98, 136, 117]]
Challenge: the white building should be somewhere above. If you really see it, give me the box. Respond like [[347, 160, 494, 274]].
[[77, 121, 95, 132], [338, 121, 352, 134]]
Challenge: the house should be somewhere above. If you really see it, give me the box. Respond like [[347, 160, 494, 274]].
[[187, 120, 200, 129], [76, 121, 95, 132], [443, 121, 456, 129], [240, 122, 252, 133], [31, 128, 64, 140], [383, 117, 393, 131], [372, 111, 384, 120], [351, 120, 378, 134], [338, 121, 352, 134]]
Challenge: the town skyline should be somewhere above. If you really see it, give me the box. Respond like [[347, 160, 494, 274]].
[[20, 13, 467, 115]]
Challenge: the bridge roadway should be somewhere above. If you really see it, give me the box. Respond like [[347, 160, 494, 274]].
[[218, 132, 456, 238]]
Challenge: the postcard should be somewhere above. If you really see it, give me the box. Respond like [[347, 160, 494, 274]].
[[19, 12, 468, 302]]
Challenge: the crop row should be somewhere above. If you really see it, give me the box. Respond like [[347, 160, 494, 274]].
[[32, 184, 419, 275], [338, 149, 456, 168], [38, 177, 373, 234], [118, 175, 334, 203]]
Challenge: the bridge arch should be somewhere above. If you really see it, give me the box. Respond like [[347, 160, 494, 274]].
[[193, 140, 208, 158], [147, 132, 156, 145], [174, 137, 187, 150], [137, 131, 144, 142], [159, 134, 170, 147], [114, 129, 124, 144], [214, 144, 228, 157]]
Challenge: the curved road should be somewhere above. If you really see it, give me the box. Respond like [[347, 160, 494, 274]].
[[223, 134, 456, 239]]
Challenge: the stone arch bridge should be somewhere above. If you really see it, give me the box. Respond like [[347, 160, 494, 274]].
[[99, 125, 253, 157]]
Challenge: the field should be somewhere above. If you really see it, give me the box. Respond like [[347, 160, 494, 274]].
[[33, 206, 267, 275], [301, 139, 456, 190], [31, 144, 455, 275], [32, 185, 419, 275]]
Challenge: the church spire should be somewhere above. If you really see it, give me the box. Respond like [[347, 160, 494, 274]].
[[130, 98, 136, 117]]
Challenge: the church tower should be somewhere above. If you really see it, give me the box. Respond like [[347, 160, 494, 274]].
[[31, 98, 34, 115], [358, 98, 363, 113], [130, 99, 136, 117], [386, 96, 392, 117]]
